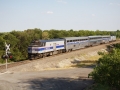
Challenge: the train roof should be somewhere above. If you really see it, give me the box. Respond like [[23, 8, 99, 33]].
[[61, 37, 88, 40], [34, 35, 113, 43], [88, 35, 102, 38], [40, 39, 64, 42], [88, 35, 102, 37]]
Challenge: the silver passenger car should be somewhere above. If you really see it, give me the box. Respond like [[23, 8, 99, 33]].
[[88, 36, 103, 46], [102, 35, 111, 43], [63, 37, 89, 51], [110, 36, 116, 41]]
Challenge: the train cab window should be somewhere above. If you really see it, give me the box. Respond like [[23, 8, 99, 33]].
[[67, 40, 70, 42], [30, 40, 40, 46], [41, 42, 46, 46]]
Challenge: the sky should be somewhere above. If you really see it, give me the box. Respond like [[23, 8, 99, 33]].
[[0, 0, 120, 32]]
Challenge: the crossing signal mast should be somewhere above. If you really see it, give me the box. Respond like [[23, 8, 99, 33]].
[[3, 42, 12, 71]]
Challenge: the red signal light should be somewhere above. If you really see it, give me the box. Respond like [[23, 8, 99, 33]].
[[9, 55, 12, 59]]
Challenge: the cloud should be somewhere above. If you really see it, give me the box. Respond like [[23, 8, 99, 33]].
[[41, 11, 53, 14], [47, 11, 53, 14], [92, 14, 95, 17], [57, 0, 67, 4], [109, 3, 120, 6], [118, 3, 120, 6], [109, 3, 113, 5]]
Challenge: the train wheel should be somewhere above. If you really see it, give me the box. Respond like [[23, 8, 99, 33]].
[[58, 50, 62, 54], [50, 52, 53, 56], [38, 54, 42, 58], [42, 53, 46, 58]]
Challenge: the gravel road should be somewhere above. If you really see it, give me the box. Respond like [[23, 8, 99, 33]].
[[0, 68, 93, 90]]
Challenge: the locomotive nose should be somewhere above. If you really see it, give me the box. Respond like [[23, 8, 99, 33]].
[[28, 47, 32, 53], [28, 47, 39, 53]]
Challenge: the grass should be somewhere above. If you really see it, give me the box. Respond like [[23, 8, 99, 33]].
[[71, 60, 97, 68]]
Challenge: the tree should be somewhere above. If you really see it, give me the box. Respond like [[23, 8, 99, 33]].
[[89, 48, 120, 89], [42, 31, 49, 39]]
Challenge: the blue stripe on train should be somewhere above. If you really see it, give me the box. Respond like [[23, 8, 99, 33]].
[[56, 45, 64, 48], [36, 45, 64, 51]]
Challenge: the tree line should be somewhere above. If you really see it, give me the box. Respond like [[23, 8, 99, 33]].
[[0, 28, 119, 63]]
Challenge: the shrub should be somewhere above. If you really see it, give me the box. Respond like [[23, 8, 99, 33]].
[[89, 49, 120, 89]]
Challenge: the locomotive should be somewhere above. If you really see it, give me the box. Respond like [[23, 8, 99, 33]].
[[28, 35, 116, 59]]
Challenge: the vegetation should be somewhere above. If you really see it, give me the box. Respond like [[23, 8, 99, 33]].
[[0, 28, 119, 63], [89, 43, 120, 90], [85, 83, 110, 90]]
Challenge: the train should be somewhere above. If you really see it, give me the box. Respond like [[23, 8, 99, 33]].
[[28, 35, 116, 59]]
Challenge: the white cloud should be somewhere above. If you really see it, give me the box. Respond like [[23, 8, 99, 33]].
[[47, 11, 53, 14], [41, 11, 53, 14], [109, 3, 113, 5], [118, 3, 120, 6], [57, 0, 67, 4], [109, 3, 120, 6], [92, 14, 95, 17]]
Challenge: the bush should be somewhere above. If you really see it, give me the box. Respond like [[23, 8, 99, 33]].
[[89, 49, 120, 89]]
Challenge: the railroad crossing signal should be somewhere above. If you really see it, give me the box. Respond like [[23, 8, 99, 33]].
[[2, 42, 12, 59], [2, 42, 12, 71], [2, 53, 13, 59]]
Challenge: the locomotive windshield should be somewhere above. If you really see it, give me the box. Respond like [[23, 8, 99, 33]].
[[30, 40, 45, 47]]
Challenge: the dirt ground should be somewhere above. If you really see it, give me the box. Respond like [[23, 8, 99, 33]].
[[0, 44, 108, 90], [0, 68, 94, 90]]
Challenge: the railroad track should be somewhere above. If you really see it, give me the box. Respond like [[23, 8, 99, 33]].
[[0, 40, 120, 72], [0, 60, 32, 72]]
